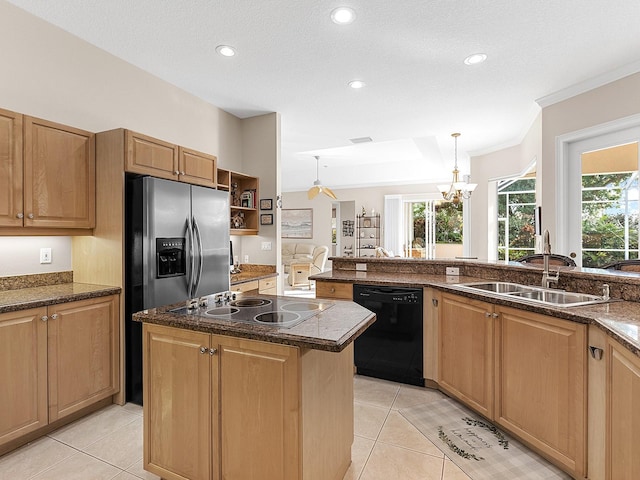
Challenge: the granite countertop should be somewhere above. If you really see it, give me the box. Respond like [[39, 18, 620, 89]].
[[133, 294, 375, 352], [0, 282, 122, 314], [311, 270, 640, 357]]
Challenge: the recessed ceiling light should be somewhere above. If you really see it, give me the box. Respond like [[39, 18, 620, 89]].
[[216, 45, 236, 57], [348, 80, 366, 89], [331, 7, 356, 25], [464, 53, 487, 65]]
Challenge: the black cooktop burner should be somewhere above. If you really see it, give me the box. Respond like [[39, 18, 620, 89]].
[[254, 311, 301, 324], [205, 306, 239, 316], [230, 298, 272, 307]]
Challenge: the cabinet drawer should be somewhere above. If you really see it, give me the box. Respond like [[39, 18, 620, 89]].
[[316, 281, 353, 300], [258, 277, 276, 294], [232, 280, 259, 293]]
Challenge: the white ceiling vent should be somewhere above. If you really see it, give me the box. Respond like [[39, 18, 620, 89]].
[[350, 137, 373, 144]]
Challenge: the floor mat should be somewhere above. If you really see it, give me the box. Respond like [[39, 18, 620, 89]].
[[400, 398, 571, 480]]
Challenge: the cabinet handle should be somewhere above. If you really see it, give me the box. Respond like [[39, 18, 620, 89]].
[[180, 171, 185, 175], [209, 348, 218, 356], [50, 313, 58, 320], [28, 213, 34, 219], [485, 312, 491, 317], [41, 315, 48, 322], [589, 346, 604, 360], [432, 298, 438, 307], [174, 170, 180, 175], [492, 312, 499, 318], [16, 213, 24, 219], [330, 287, 336, 293], [200, 346, 208, 354]]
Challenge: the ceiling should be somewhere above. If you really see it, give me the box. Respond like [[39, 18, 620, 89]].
[[6, 0, 640, 192]]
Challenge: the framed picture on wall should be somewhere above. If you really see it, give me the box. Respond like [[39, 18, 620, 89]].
[[281, 208, 313, 238], [260, 198, 273, 210], [260, 214, 273, 225]]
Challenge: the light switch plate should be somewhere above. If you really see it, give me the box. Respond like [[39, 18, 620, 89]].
[[356, 263, 367, 271], [446, 266, 459, 275], [40, 247, 52, 264]]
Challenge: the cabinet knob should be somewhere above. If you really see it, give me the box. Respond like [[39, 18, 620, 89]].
[[492, 312, 499, 318], [485, 312, 491, 317], [28, 213, 34, 219], [50, 313, 58, 320], [174, 170, 180, 175], [200, 346, 208, 354], [180, 171, 185, 176], [432, 298, 439, 307], [41, 315, 48, 322], [16, 213, 24, 219], [209, 348, 218, 356], [330, 287, 336, 293]]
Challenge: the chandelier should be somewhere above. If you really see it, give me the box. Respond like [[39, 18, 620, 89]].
[[437, 132, 477, 204]]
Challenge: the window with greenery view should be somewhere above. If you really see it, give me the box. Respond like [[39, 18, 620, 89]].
[[581, 172, 639, 267], [407, 200, 462, 258], [497, 178, 536, 261]]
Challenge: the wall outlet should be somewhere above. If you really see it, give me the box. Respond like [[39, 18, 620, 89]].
[[40, 247, 52, 264], [356, 263, 367, 271], [261, 241, 272, 251], [446, 266, 459, 275], [244, 254, 249, 263]]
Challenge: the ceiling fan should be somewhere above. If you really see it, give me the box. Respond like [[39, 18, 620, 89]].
[[307, 156, 337, 200]]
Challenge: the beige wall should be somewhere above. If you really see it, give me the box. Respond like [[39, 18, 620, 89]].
[[0, 1, 278, 276]]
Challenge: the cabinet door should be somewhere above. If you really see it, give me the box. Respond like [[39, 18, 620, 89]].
[[495, 306, 586, 478], [178, 147, 217, 187], [143, 324, 213, 480], [608, 339, 640, 479], [47, 295, 119, 422], [23, 116, 95, 229], [125, 130, 179, 180], [439, 293, 494, 418], [0, 108, 23, 227], [0, 307, 48, 446], [217, 336, 300, 480]]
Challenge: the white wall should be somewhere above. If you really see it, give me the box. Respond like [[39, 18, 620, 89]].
[[0, 1, 277, 276], [0, 237, 71, 276]]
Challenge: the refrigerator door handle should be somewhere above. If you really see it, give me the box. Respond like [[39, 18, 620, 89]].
[[192, 215, 204, 295], [186, 216, 196, 298]]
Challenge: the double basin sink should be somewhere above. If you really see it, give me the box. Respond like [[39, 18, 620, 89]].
[[457, 281, 609, 308]]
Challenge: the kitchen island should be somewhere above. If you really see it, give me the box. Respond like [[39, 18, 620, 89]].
[[133, 294, 375, 480]]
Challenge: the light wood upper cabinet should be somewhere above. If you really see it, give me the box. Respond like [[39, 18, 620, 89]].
[[0, 307, 48, 446], [23, 116, 95, 229], [494, 306, 586, 478], [179, 147, 217, 187], [438, 293, 494, 419], [47, 295, 119, 422], [0, 108, 23, 227], [126, 130, 179, 180], [125, 131, 217, 188]]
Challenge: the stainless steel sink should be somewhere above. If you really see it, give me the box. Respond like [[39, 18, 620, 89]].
[[458, 281, 608, 308]]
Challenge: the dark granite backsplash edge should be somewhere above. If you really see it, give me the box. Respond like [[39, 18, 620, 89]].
[[0, 271, 73, 291]]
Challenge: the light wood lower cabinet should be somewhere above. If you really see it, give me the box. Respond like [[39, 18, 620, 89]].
[[258, 277, 277, 294], [588, 324, 640, 480], [143, 323, 353, 480], [438, 293, 494, 418], [494, 306, 586, 478], [0, 295, 119, 452], [315, 280, 353, 300], [0, 307, 48, 445]]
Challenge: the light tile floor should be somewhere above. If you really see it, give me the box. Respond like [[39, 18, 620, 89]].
[[0, 376, 470, 480]]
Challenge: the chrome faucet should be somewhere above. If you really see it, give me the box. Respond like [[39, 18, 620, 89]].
[[541, 229, 559, 288]]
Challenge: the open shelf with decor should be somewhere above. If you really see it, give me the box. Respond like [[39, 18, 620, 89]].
[[221, 168, 259, 235], [356, 214, 380, 257]]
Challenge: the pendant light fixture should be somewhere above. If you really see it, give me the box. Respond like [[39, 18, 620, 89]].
[[307, 156, 337, 200], [437, 133, 477, 204]]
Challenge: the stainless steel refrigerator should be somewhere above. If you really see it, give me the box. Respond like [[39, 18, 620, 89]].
[[125, 176, 230, 404]]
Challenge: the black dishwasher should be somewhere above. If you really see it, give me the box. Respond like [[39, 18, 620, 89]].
[[353, 284, 424, 386]]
